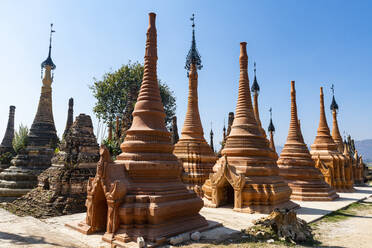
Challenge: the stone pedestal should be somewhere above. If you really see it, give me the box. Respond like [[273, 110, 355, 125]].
[[67, 13, 207, 246], [7, 114, 99, 217], [202, 43, 298, 214], [278, 81, 338, 201]]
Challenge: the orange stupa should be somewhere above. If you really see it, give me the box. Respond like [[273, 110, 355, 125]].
[[310, 87, 349, 192], [277, 81, 338, 201], [173, 15, 217, 197], [202, 43, 298, 213], [330, 86, 353, 191], [67, 13, 208, 246], [251, 62, 266, 137]]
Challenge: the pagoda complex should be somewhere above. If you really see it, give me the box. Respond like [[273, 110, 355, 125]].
[[173, 15, 217, 197], [67, 13, 208, 246], [330, 86, 353, 190], [310, 87, 350, 192], [251, 62, 266, 137], [0, 24, 58, 199], [277, 81, 338, 201], [202, 42, 298, 214], [267, 108, 276, 153]]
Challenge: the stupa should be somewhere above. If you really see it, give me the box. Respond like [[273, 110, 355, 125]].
[[170, 116, 179, 144], [210, 128, 214, 152], [218, 112, 234, 156], [173, 14, 217, 197], [330, 86, 353, 190], [277, 81, 338, 201], [63, 98, 74, 139], [0, 106, 16, 155], [67, 13, 208, 246], [0, 24, 58, 199], [8, 114, 99, 217], [202, 43, 298, 213], [267, 108, 276, 153], [310, 87, 348, 192], [0, 106, 16, 172], [251, 62, 266, 137]]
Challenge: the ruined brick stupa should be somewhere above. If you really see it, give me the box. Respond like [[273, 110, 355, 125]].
[[8, 113, 99, 217], [0, 106, 15, 155], [202, 43, 298, 213], [173, 15, 217, 196], [310, 87, 350, 192], [0, 106, 15, 172], [0, 24, 58, 199], [330, 87, 353, 190], [67, 13, 208, 246], [277, 81, 338, 201]]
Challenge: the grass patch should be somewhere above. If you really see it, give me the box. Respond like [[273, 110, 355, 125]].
[[316, 200, 372, 223]]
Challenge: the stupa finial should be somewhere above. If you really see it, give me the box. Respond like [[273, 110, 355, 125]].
[[330, 84, 339, 112], [185, 14, 202, 73], [268, 107, 275, 133], [41, 23, 56, 71], [251, 61, 260, 94]]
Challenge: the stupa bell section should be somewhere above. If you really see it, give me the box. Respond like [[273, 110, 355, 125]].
[[277, 81, 338, 201], [67, 13, 208, 246], [310, 87, 351, 192], [0, 24, 58, 199], [173, 16, 217, 197], [202, 42, 298, 214]]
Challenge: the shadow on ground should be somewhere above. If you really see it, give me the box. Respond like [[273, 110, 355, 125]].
[[0, 231, 66, 247]]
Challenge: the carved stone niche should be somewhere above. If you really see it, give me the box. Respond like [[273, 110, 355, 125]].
[[203, 156, 245, 210], [68, 145, 127, 242]]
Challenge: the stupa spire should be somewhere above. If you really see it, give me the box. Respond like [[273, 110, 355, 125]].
[[268, 107, 276, 153], [185, 14, 202, 73], [0, 106, 16, 154], [251, 62, 265, 136], [330, 84, 343, 153], [63, 98, 74, 139], [174, 14, 216, 196], [210, 125, 214, 152]]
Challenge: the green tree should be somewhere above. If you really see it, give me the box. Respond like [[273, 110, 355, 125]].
[[90, 62, 176, 133], [12, 124, 29, 154]]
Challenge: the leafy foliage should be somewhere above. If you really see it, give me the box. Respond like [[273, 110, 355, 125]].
[[102, 138, 121, 160], [0, 152, 13, 165], [89, 61, 176, 128], [12, 124, 29, 154]]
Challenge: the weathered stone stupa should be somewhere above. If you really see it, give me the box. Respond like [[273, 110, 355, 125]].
[[251, 62, 266, 137], [7, 114, 99, 217], [267, 108, 276, 153], [0, 106, 16, 172], [277, 81, 338, 201], [202, 43, 298, 213], [0, 106, 16, 155], [173, 15, 217, 197], [67, 13, 208, 246], [0, 24, 58, 199], [170, 116, 179, 144], [330, 87, 353, 190], [63, 98, 74, 139], [310, 87, 349, 192]]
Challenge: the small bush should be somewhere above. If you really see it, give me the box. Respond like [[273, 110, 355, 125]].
[[12, 124, 29, 154], [0, 152, 13, 164], [102, 138, 121, 160]]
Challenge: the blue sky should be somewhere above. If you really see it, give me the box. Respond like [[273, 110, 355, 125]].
[[0, 0, 371, 150]]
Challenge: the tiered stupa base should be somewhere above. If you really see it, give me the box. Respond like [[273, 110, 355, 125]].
[[173, 141, 216, 197], [0, 147, 54, 200], [202, 157, 299, 214]]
